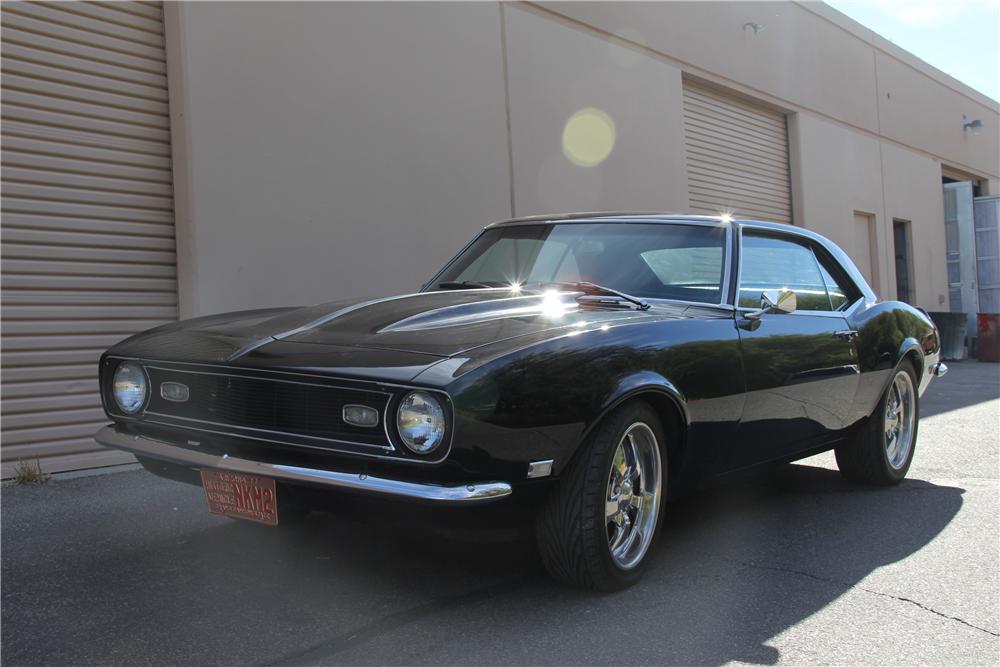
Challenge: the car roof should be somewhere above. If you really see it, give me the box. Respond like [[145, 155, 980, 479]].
[[485, 212, 728, 227], [484, 212, 803, 229]]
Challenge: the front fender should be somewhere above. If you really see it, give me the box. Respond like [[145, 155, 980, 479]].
[[582, 371, 690, 443], [444, 316, 742, 484]]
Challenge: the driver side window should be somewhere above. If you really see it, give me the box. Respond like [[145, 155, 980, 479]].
[[738, 234, 834, 311]]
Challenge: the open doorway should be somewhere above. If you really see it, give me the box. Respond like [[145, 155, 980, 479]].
[[942, 175, 984, 196], [942, 167, 1000, 360]]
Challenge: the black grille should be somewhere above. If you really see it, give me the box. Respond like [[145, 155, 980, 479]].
[[144, 367, 391, 447]]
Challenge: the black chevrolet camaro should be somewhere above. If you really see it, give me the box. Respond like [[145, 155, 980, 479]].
[[97, 213, 946, 590]]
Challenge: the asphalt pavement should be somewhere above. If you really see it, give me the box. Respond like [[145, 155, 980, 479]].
[[3, 361, 998, 665]]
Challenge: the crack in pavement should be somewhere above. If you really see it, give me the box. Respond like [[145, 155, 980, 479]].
[[733, 559, 999, 638]]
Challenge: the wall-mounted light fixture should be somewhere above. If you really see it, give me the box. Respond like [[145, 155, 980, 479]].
[[963, 114, 983, 135], [742, 22, 765, 34]]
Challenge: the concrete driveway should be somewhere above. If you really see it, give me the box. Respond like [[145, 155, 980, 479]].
[[3, 362, 998, 665]]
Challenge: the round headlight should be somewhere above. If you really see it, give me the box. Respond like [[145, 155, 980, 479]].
[[112, 361, 147, 414], [396, 391, 446, 455]]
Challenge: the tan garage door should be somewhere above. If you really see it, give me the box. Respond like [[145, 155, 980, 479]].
[[683, 81, 792, 224], [1, 1, 176, 476]]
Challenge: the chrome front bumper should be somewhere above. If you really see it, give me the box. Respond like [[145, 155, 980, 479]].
[[95, 425, 512, 504]]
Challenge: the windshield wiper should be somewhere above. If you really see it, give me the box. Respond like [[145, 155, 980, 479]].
[[437, 280, 508, 290], [540, 281, 650, 311]]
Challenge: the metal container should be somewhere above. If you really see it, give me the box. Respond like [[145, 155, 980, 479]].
[[929, 311, 968, 360], [977, 313, 1000, 363]]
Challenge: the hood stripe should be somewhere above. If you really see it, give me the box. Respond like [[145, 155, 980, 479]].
[[380, 293, 577, 333], [225, 293, 426, 362], [272, 292, 425, 342]]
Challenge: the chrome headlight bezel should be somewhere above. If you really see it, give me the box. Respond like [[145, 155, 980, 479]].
[[111, 360, 149, 415], [394, 390, 448, 456]]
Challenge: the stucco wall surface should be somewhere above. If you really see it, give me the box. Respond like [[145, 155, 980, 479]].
[[167, 2, 511, 315], [166, 1, 999, 315]]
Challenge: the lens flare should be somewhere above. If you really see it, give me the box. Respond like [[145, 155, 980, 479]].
[[541, 290, 567, 318], [562, 107, 616, 168]]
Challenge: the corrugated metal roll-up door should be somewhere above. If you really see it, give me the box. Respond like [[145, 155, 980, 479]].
[[1, 1, 177, 476], [683, 81, 793, 224]]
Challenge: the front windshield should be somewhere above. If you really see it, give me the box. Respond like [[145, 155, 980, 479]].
[[432, 223, 728, 304]]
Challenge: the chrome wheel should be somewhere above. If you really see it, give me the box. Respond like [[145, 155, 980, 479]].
[[605, 422, 662, 570], [884, 370, 916, 470]]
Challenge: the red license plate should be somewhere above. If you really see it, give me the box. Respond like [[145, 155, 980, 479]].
[[200, 469, 278, 526]]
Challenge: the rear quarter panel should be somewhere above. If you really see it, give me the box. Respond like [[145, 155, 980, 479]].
[[847, 300, 939, 425]]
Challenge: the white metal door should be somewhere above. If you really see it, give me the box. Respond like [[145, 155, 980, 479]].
[[943, 181, 979, 335], [974, 196, 1000, 314]]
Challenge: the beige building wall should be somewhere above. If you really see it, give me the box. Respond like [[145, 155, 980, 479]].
[[165, 2, 512, 316], [875, 44, 999, 179], [791, 112, 950, 308], [536, 1, 882, 132], [536, 1, 998, 179], [503, 6, 688, 216], [880, 142, 950, 308], [165, 1, 1000, 317], [790, 113, 886, 292]]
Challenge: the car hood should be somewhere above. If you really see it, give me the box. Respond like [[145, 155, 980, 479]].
[[110, 289, 676, 364], [258, 290, 665, 356]]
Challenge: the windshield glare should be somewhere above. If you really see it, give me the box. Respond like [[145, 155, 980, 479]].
[[434, 223, 728, 304]]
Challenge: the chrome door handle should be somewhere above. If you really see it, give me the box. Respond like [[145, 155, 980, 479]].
[[834, 330, 859, 341]]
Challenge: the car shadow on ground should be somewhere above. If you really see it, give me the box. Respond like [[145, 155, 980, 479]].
[[920, 360, 999, 418], [77, 463, 963, 666]]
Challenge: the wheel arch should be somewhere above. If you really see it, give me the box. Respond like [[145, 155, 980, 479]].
[[579, 372, 689, 481], [897, 338, 924, 373], [869, 338, 924, 405], [894, 337, 925, 385]]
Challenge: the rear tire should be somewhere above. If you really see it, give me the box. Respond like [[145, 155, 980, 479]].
[[835, 363, 919, 485], [535, 402, 667, 591]]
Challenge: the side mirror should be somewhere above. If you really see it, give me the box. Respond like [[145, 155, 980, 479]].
[[747, 288, 796, 320]]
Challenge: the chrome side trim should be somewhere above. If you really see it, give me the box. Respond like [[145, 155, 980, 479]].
[[933, 362, 949, 377], [95, 426, 512, 504], [734, 306, 854, 319]]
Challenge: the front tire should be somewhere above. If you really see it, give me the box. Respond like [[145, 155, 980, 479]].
[[835, 363, 919, 485], [535, 402, 667, 591]]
